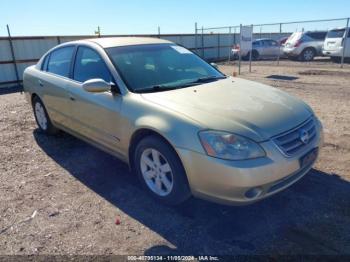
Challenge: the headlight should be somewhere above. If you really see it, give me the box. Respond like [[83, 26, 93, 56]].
[[198, 130, 265, 160]]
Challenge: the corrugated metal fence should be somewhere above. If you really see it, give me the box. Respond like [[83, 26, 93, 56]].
[[0, 32, 285, 87]]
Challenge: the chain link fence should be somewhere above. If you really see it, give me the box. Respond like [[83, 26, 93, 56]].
[[196, 17, 350, 73]]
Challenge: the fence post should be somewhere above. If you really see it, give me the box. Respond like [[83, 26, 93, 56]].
[[201, 26, 204, 58], [277, 23, 282, 66], [195, 22, 198, 55], [238, 24, 242, 75], [249, 25, 253, 73], [234, 27, 236, 46], [6, 24, 20, 87], [341, 18, 349, 68], [217, 33, 220, 60], [228, 27, 232, 62], [56, 36, 61, 44], [158, 26, 161, 38]]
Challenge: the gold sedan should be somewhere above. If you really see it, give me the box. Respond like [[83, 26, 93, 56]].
[[23, 37, 323, 205]]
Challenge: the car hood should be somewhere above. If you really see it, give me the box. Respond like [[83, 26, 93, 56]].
[[141, 77, 312, 142]]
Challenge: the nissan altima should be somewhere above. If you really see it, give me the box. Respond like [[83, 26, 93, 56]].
[[23, 37, 323, 205]]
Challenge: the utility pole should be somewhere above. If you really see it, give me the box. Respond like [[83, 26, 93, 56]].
[[6, 24, 20, 86], [94, 26, 101, 37]]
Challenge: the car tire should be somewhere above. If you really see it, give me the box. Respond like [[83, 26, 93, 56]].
[[134, 135, 191, 205], [331, 56, 341, 63], [32, 96, 59, 135], [243, 50, 259, 61], [252, 50, 259, 60], [300, 48, 315, 61]]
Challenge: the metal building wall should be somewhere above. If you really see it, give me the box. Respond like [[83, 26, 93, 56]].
[[0, 32, 286, 87]]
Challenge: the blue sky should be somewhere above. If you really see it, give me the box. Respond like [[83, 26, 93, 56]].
[[1, 0, 349, 36]]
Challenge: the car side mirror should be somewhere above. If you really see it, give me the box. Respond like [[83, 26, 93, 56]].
[[210, 62, 218, 69], [82, 79, 111, 93]]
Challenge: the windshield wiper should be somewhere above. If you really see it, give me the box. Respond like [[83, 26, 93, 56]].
[[194, 75, 227, 83], [134, 75, 227, 93], [134, 84, 178, 93]]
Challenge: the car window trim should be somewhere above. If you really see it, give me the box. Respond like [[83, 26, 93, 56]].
[[41, 53, 50, 71], [71, 45, 116, 86]]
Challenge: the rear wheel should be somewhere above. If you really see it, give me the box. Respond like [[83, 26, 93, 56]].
[[134, 136, 191, 205], [300, 48, 315, 61], [331, 56, 341, 63], [32, 96, 59, 135]]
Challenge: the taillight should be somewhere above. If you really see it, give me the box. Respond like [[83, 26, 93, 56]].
[[294, 39, 303, 48], [233, 44, 240, 50]]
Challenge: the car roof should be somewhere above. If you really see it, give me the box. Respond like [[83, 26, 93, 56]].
[[328, 27, 347, 31], [74, 37, 173, 48]]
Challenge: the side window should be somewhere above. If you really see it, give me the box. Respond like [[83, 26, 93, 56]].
[[306, 32, 327, 40], [73, 46, 112, 83], [47, 46, 74, 77], [41, 54, 50, 71], [253, 41, 260, 47], [270, 40, 278, 46]]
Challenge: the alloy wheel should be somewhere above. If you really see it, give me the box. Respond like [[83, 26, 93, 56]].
[[303, 50, 314, 61], [35, 102, 48, 130], [140, 148, 174, 196]]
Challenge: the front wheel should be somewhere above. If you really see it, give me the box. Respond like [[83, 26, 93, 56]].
[[134, 136, 191, 205], [243, 50, 259, 61]]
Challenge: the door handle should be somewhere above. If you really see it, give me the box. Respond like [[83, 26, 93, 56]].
[[38, 80, 44, 87]]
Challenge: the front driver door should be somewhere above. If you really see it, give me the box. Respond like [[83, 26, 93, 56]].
[[66, 45, 124, 154], [269, 40, 281, 58]]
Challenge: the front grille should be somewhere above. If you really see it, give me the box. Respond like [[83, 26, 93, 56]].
[[273, 117, 317, 157]]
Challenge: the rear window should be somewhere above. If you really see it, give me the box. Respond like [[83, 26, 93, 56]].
[[41, 54, 50, 71], [327, 29, 345, 38], [286, 32, 302, 43], [47, 46, 75, 78], [306, 32, 327, 40]]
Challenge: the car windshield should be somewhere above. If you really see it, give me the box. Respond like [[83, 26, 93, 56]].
[[326, 29, 345, 38], [105, 44, 225, 93]]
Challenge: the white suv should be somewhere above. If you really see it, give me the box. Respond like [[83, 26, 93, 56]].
[[323, 28, 350, 62], [283, 31, 327, 61]]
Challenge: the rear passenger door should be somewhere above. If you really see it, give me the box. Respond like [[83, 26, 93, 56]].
[[266, 40, 280, 58], [66, 45, 124, 153], [261, 40, 275, 57], [39, 46, 75, 127]]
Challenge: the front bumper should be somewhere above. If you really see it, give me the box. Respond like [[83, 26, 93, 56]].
[[283, 47, 300, 57], [177, 122, 323, 205]]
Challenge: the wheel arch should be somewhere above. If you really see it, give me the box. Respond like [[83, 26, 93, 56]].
[[302, 46, 317, 56], [31, 93, 39, 105], [128, 128, 181, 170]]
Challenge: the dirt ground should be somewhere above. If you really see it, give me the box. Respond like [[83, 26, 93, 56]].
[[0, 60, 349, 256]]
